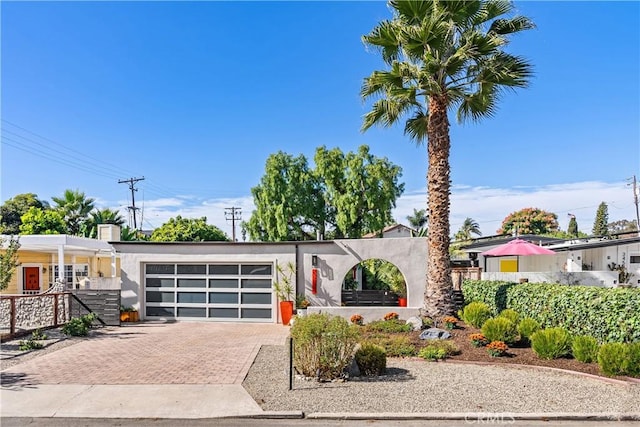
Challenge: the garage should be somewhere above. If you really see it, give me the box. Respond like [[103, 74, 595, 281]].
[[144, 262, 274, 321]]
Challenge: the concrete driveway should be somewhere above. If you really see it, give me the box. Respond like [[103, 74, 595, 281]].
[[1, 322, 291, 418]]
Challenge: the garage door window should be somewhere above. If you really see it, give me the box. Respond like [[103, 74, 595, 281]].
[[144, 262, 274, 322]]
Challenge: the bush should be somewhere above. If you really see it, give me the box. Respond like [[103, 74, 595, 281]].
[[31, 329, 48, 340], [355, 343, 386, 376], [422, 339, 460, 356], [383, 312, 399, 321], [460, 302, 492, 328], [481, 317, 517, 344], [469, 333, 489, 347], [350, 314, 364, 326], [624, 343, 640, 377], [597, 343, 628, 376], [364, 319, 412, 334], [462, 280, 640, 343], [419, 346, 447, 361], [486, 341, 508, 357], [290, 313, 359, 381], [572, 335, 599, 363], [517, 318, 541, 344], [442, 316, 458, 330], [366, 335, 417, 357], [18, 339, 43, 351], [531, 328, 573, 360], [62, 313, 97, 337], [498, 309, 520, 324]]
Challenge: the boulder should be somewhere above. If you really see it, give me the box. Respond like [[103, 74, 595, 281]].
[[419, 327, 451, 340], [405, 316, 423, 331]]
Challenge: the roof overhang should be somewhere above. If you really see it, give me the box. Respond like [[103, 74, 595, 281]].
[[1, 234, 116, 256]]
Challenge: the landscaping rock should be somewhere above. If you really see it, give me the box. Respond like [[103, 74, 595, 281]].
[[348, 358, 361, 377], [405, 316, 423, 331], [419, 327, 451, 340]]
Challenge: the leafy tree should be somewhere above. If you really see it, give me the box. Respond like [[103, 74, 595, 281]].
[[0, 236, 20, 290], [592, 202, 609, 236], [83, 208, 126, 238], [406, 208, 428, 234], [567, 215, 579, 237], [0, 193, 49, 234], [608, 219, 638, 234], [52, 189, 95, 235], [120, 225, 148, 241], [247, 145, 404, 241], [361, 0, 534, 317], [19, 207, 67, 235], [498, 208, 559, 235], [150, 216, 229, 242], [455, 217, 482, 241]]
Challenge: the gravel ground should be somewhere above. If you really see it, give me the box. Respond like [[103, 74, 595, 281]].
[[242, 345, 640, 414]]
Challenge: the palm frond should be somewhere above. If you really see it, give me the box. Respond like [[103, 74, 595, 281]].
[[477, 52, 533, 88], [390, 0, 434, 25], [404, 109, 429, 144], [361, 98, 413, 132], [489, 16, 536, 35], [363, 20, 401, 64], [472, 0, 513, 26], [457, 84, 500, 123]]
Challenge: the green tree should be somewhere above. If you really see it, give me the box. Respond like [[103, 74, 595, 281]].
[[498, 208, 559, 235], [0, 236, 21, 290], [52, 189, 95, 235], [247, 145, 404, 241], [568, 215, 579, 237], [592, 202, 609, 236], [83, 208, 126, 238], [406, 208, 428, 234], [120, 225, 148, 241], [150, 216, 229, 242], [0, 193, 49, 234], [19, 207, 67, 235], [361, 0, 534, 317], [455, 217, 482, 241], [608, 219, 638, 234]]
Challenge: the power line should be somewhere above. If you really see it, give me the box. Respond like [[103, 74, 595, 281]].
[[119, 177, 145, 230], [224, 207, 242, 242]]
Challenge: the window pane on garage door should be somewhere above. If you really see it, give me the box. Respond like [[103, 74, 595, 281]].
[[241, 265, 272, 276], [241, 279, 271, 288], [177, 292, 206, 304], [241, 308, 271, 319], [242, 293, 271, 304], [209, 292, 238, 304], [146, 264, 175, 275], [209, 264, 239, 275], [177, 264, 206, 275], [147, 307, 174, 317], [146, 291, 174, 303]]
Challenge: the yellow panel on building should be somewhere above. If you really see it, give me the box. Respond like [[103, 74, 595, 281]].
[[500, 259, 518, 272]]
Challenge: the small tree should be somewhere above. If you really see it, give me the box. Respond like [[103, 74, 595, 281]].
[[498, 208, 559, 235], [19, 207, 67, 235], [0, 236, 21, 290], [592, 202, 609, 236], [150, 216, 229, 242], [568, 216, 579, 237]]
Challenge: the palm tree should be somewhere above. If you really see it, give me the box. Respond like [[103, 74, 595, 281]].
[[455, 217, 482, 241], [52, 189, 96, 235], [361, 0, 534, 317], [406, 208, 428, 229], [83, 208, 126, 238]]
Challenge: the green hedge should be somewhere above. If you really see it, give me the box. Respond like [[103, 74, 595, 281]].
[[461, 280, 640, 343]]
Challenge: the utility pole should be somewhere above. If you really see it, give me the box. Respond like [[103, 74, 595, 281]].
[[225, 207, 242, 242], [628, 175, 640, 237], [119, 177, 145, 230]]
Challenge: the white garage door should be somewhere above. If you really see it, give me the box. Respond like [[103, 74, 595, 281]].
[[144, 263, 274, 322]]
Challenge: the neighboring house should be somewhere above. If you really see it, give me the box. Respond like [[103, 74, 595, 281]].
[[0, 225, 121, 295], [362, 223, 416, 239], [462, 233, 640, 287]]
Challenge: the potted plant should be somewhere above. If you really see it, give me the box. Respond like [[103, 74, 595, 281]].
[[295, 294, 310, 316], [273, 261, 295, 326], [120, 306, 139, 323], [386, 269, 407, 307]]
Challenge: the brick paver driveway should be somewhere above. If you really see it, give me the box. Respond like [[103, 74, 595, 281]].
[[1, 322, 289, 385]]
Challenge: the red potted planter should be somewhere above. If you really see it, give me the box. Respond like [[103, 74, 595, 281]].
[[398, 297, 407, 307], [280, 301, 294, 326]]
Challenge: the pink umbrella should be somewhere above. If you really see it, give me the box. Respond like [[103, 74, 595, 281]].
[[481, 238, 556, 256], [481, 238, 556, 272]]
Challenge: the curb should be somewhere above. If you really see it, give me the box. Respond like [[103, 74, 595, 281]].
[[305, 412, 640, 421]]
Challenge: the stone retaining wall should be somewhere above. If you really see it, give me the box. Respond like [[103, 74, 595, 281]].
[[0, 293, 71, 338]]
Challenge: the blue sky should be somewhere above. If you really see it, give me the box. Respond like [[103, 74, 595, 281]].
[[2, 1, 639, 238]]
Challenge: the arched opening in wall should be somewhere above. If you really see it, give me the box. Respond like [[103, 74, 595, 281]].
[[341, 259, 407, 307]]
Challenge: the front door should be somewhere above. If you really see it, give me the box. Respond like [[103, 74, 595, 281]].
[[23, 267, 40, 294]]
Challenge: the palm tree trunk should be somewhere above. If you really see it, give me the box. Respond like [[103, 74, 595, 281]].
[[424, 94, 454, 318]]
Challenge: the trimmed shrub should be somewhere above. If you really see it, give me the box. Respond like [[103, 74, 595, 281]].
[[364, 319, 412, 334], [290, 313, 360, 381], [498, 309, 520, 324], [366, 335, 417, 357], [572, 335, 599, 363], [62, 313, 96, 337], [423, 339, 460, 356], [517, 317, 541, 344], [597, 343, 628, 376], [419, 346, 447, 361], [531, 328, 573, 360], [355, 343, 386, 376], [481, 317, 517, 344], [460, 302, 492, 328], [462, 280, 640, 343], [624, 343, 640, 377]]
